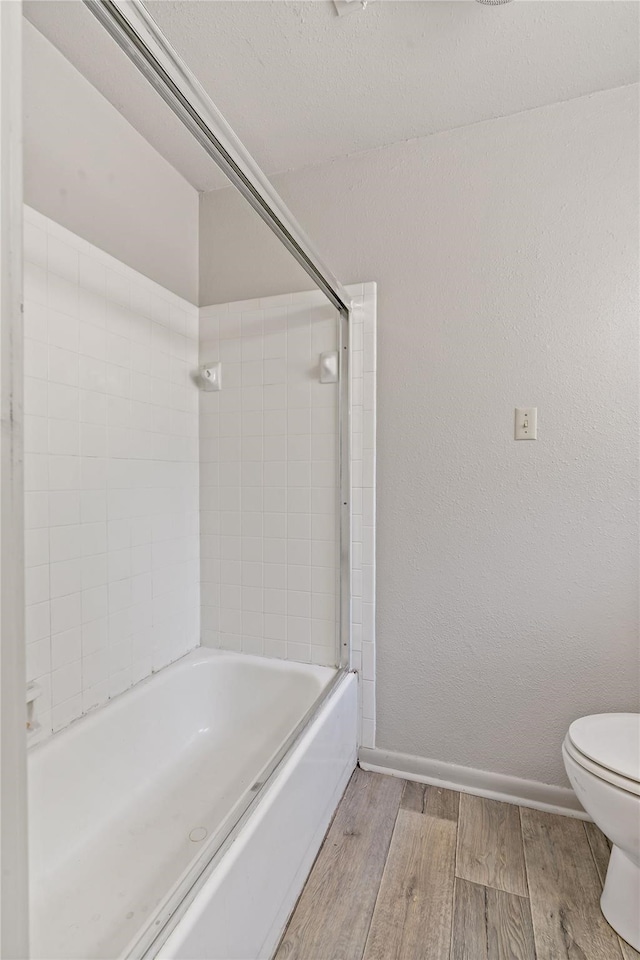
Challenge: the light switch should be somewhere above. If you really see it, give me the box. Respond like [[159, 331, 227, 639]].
[[515, 407, 537, 440]]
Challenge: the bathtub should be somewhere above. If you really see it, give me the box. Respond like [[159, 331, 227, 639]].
[[28, 649, 357, 960]]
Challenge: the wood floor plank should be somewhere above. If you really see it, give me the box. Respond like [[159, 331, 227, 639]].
[[361, 809, 457, 960], [279, 774, 635, 960], [584, 823, 640, 959], [275, 768, 403, 960], [584, 821, 611, 886], [521, 807, 624, 959], [487, 882, 537, 960], [451, 878, 536, 960], [455, 794, 528, 896], [451, 876, 489, 960], [400, 781, 460, 821]]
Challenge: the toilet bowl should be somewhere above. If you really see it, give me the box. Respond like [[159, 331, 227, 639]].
[[562, 713, 640, 951]]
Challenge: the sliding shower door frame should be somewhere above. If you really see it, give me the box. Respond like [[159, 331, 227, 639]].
[[80, 5, 355, 954], [0, 4, 28, 957], [78, 2, 353, 954], [83, 4, 351, 305], [3, 2, 355, 953], [83, 0, 353, 677]]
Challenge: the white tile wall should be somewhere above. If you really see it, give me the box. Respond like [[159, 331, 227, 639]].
[[347, 283, 377, 748], [199, 291, 341, 666], [22, 208, 376, 744], [23, 206, 200, 739]]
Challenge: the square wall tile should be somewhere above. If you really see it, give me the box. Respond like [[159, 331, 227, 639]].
[[23, 206, 200, 740]]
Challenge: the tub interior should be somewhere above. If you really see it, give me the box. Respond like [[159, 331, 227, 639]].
[[28, 650, 336, 959]]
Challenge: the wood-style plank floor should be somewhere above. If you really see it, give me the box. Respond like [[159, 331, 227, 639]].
[[276, 769, 640, 960]]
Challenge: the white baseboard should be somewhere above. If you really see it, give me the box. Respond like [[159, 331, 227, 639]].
[[358, 746, 590, 820]]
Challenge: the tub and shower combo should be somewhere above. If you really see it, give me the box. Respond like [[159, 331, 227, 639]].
[[29, 652, 357, 958], [14, 1, 365, 957]]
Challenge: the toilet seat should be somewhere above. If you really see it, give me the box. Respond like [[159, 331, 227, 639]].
[[563, 737, 640, 797], [565, 713, 640, 798]]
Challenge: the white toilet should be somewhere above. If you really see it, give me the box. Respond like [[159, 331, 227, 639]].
[[562, 713, 640, 951]]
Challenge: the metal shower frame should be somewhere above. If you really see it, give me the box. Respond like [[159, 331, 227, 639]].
[[84, 2, 354, 954], [1, 1, 354, 953], [83, 0, 353, 676]]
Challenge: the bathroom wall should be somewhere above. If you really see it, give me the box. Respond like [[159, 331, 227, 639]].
[[199, 84, 640, 788], [198, 290, 340, 667], [23, 206, 200, 738], [23, 21, 199, 303], [199, 186, 314, 308]]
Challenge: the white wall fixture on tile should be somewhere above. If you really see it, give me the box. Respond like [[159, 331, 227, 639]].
[[23, 205, 200, 739]]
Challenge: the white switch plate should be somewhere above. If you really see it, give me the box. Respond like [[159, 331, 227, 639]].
[[515, 407, 537, 440]]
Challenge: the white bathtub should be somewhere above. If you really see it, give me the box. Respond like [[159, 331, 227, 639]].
[[28, 649, 357, 960]]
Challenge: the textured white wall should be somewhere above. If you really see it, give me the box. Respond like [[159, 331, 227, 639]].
[[23, 21, 199, 303], [200, 85, 640, 787]]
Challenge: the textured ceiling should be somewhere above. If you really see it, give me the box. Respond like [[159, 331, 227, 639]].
[[24, 0, 639, 193]]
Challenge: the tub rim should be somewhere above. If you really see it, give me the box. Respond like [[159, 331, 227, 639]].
[[27, 647, 335, 762]]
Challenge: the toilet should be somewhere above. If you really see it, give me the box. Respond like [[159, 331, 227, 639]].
[[562, 713, 640, 951]]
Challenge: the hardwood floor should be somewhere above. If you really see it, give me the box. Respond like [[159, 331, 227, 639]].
[[276, 770, 640, 960], [275, 769, 403, 960], [521, 807, 624, 959], [362, 807, 457, 960], [456, 793, 528, 897], [450, 879, 535, 960]]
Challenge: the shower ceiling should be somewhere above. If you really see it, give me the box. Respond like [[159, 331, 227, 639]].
[[23, 0, 639, 192]]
